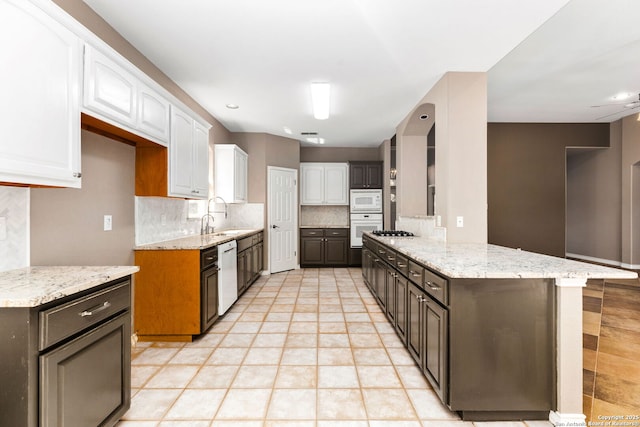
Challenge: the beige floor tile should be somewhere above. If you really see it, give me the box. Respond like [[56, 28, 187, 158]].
[[238, 312, 266, 322], [317, 420, 368, 427], [209, 321, 234, 333], [252, 333, 287, 348], [343, 304, 367, 313], [347, 322, 378, 334], [388, 347, 419, 365], [206, 347, 248, 365], [209, 420, 263, 427], [260, 322, 291, 333], [131, 365, 161, 388], [292, 312, 318, 322], [122, 389, 182, 420], [265, 421, 315, 427], [352, 348, 392, 365], [317, 389, 367, 419], [132, 348, 180, 365], [164, 389, 226, 420], [289, 321, 318, 333], [187, 333, 225, 348], [269, 304, 295, 313], [369, 422, 422, 427], [218, 333, 255, 347], [244, 304, 272, 313], [216, 388, 272, 419], [349, 333, 383, 348], [229, 322, 263, 334], [362, 389, 418, 420], [116, 421, 158, 426], [374, 321, 397, 334], [275, 365, 317, 388], [318, 333, 351, 347], [421, 422, 474, 427], [242, 347, 283, 365], [267, 389, 317, 419], [285, 333, 318, 347], [318, 347, 355, 365], [189, 365, 239, 388], [319, 322, 348, 333], [380, 333, 406, 348], [406, 388, 460, 420], [318, 365, 360, 388], [231, 365, 278, 388], [265, 312, 292, 322], [473, 423, 526, 427], [145, 365, 199, 389], [168, 348, 213, 365], [345, 312, 371, 322], [319, 303, 343, 312], [281, 347, 317, 365], [357, 365, 402, 388], [396, 365, 431, 389]]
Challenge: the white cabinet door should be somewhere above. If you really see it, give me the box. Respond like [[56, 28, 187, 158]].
[[300, 163, 348, 205], [169, 108, 195, 197], [324, 163, 349, 205], [0, 0, 81, 187], [137, 83, 170, 145], [83, 45, 136, 128], [300, 164, 324, 205], [215, 145, 248, 203], [192, 121, 210, 196], [169, 107, 210, 199]]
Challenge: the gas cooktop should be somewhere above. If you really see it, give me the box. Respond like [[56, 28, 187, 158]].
[[371, 230, 415, 237]]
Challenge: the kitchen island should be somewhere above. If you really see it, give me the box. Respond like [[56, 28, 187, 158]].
[[362, 232, 636, 425], [0, 265, 139, 427]]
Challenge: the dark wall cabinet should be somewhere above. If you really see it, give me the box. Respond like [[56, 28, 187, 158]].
[[237, 231, 264, 296], [300, 228, 349, 267], [1, 277, 132, 427], [350, 161, 383, 189], [362, 234, 555, 421]]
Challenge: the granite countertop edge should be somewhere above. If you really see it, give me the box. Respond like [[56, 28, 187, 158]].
[[365, 233, 638, 280], [0, 265, 140, 308], [134, 228, 264, 250], [300, 225, 349, 229]]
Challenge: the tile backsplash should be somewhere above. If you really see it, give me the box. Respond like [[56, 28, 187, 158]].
[[301, 206, 349, 227], [135, 197, 264, 245], [396, 215, 446, 241], [0, 187, 29, 272]]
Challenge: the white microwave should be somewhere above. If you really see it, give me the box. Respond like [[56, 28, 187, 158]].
[[350, 189, 382, 213]]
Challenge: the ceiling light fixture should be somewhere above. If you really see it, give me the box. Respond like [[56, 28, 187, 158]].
[[311, 82, 330, 120], [612, 92, 634, 101], [226, 104, 239, 109], [306, 137, 325, 145], [419, 114, 429, 120], [283, 127, 292, 135]]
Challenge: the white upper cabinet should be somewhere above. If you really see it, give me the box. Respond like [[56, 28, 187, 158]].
[[300, 163, 348, 205], [83, 45, 171, 146], [215, 145, 248, 203], [0, 0, 82, 187], [169, 106, 211, 199]]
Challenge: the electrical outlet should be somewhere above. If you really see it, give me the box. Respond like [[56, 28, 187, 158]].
[[456, 216, 464, 228], [0, 217, 6, 241], [103, 215, 112, 231]]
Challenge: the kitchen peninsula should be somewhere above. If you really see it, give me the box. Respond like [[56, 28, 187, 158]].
[[362, 232, 637, 424]]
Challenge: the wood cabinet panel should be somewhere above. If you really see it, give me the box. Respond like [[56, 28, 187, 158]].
[[349, 161, 383, 189], [300, 228, 349, 266]]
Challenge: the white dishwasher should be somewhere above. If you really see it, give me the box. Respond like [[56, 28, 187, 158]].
[[217, 240, 238, 315]]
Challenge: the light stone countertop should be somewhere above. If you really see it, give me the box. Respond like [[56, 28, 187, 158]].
[[366, 233, 638, 280], [0, 266, 140, 308], [135, 228, 263, 250], [300, 225, 349, 229]]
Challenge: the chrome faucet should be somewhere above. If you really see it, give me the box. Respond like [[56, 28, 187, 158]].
[[200, 197, 228, 235]]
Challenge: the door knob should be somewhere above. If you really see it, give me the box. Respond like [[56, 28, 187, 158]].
[[271, 224, 279, 229]]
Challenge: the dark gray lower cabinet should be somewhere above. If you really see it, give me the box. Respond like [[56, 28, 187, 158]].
[[300, 228, 348, 267], [0, 277, 132, 427], [237, 232, 264, 296]]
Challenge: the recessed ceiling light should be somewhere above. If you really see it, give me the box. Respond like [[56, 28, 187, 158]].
[[612, 92, 634, 101], [283, 127, 292, 135], [226, 104, 239, 109], [306, 137, 325, 145], [419, 114, 429, 120]]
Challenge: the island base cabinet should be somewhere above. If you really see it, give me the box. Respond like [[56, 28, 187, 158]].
[[448, 279, 555, 419], [40, 313, 131, 427]]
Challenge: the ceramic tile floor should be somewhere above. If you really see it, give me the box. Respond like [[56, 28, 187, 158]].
[[117, 268, 553, 427]]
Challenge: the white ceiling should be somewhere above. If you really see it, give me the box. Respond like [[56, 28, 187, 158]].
[[81, 0, 640, 147]]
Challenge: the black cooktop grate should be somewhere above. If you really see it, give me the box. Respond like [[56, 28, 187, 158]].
[[371, 230, 415, 237]]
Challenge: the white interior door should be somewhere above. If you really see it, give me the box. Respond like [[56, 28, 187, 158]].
[[268, 166, 298, 273]]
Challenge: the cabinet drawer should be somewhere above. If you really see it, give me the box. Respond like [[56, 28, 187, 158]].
[[423, 268, 449, 306], [325, 228, 348, 237], [201, 247, 218, 270], [237, 236, 253, 252], [407, 260, 423, 286], [301, 228, 323, 237], [383, 248, 397, 265], [39, 280, 130, 350], [395, 253, 409, 277], [374, 243, 387, 258]]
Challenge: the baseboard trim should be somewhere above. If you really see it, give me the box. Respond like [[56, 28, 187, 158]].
[[566, 253, 634, 269], [549, 410, 586, 426]]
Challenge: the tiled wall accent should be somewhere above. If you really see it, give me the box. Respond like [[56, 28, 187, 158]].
[[583, 278, 640, 422], [135, 197, 264, 245], [396, 215, 446, 241], [0, 187, 29, 272], [300, 206, 349, 227]]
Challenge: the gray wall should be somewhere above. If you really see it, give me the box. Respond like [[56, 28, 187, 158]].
[[488, 122, 610, 257], [31, 131, 135, 265], [300, 147, 382, 162]]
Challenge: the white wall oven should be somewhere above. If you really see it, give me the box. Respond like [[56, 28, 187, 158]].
[[350, 213, 383, 248], [350, 189, 382, 213]]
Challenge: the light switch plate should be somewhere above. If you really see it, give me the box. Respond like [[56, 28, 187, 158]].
[[103, 215, 112, 231], [0, 217, 6, 241], [456, 216, 464, 228]]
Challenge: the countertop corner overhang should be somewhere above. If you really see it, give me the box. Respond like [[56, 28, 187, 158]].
[[0, 265, 140, 308], [364, 232, 638, 280], [134, 228, 264, 251]]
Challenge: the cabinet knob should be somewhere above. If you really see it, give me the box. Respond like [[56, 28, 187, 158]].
[[426, 281, 441, 291], [73, 172, 82, 178]]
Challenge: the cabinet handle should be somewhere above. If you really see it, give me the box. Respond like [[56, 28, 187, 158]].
[[426, 281, 441, 291], [416, 295, 424, 302], [205, 256, 215, 261], [378, 250, 385, 254], [73, 172, 82, 178], [331, 232, 340, 235], [397, 263, 407, 268], [224, 248, 235, 254], [309, 232, 317, 235], [79, 301, 111, 317], [387, 256, 395, 261], [409, 270, 421, 277]]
